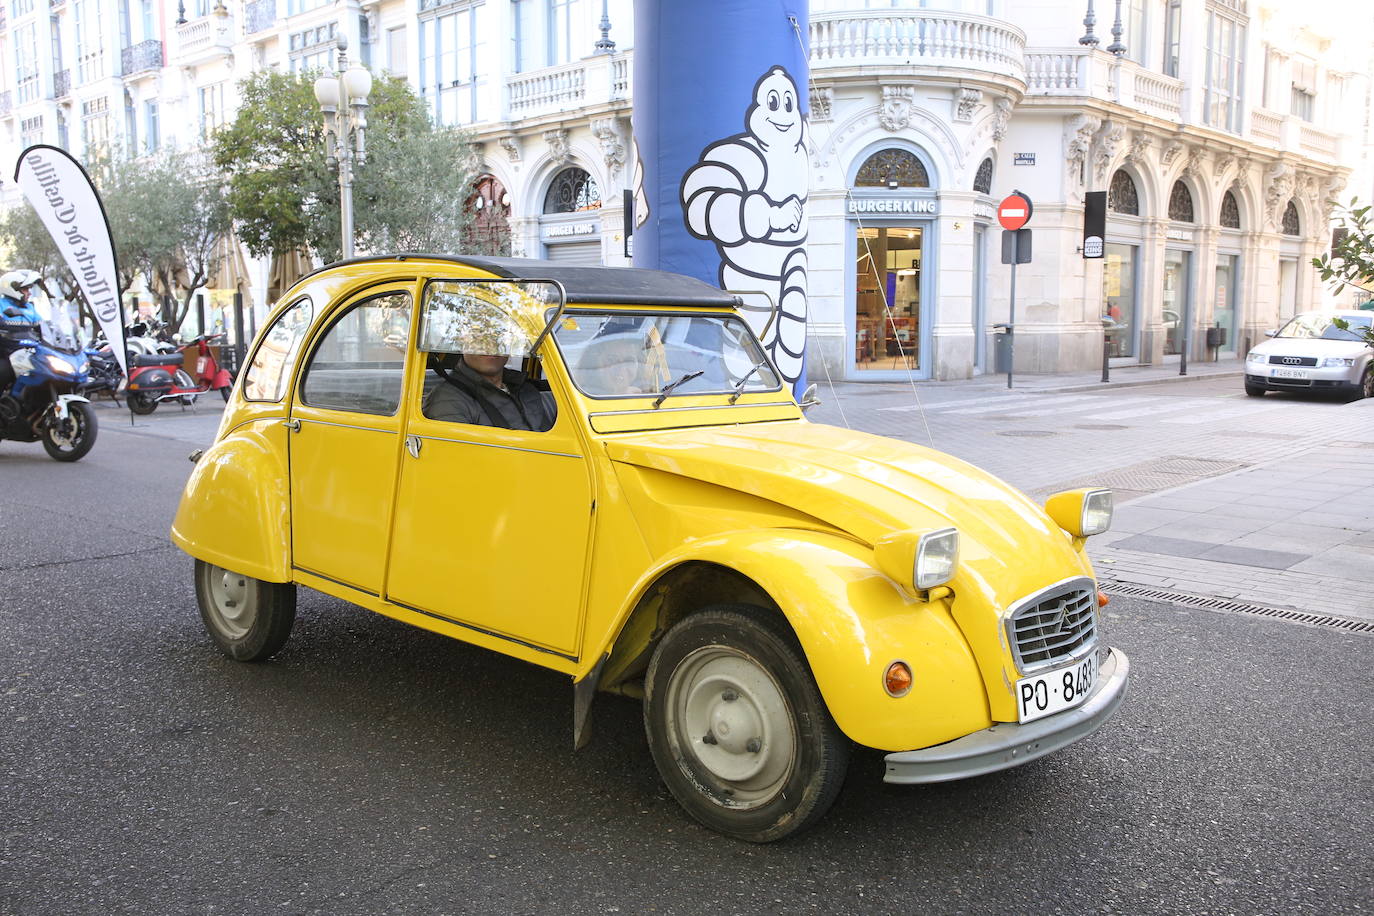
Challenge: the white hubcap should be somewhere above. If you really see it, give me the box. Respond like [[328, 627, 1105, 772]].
[[206, 565, 256, 639], [666, 646, 797, 808]]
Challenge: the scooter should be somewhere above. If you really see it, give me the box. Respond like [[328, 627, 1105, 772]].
[[125, 333, 233, 415], [0, 293, 97, 462]]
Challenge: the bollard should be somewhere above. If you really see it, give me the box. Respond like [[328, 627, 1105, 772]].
[[1101, 332, 1110, 383]]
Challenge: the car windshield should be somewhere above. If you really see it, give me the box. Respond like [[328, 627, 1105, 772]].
[[1275, 313, 1372, 341], [554, 311, 780, 399]]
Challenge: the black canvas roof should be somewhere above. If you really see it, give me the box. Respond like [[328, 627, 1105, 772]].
[[318, 254, 744, 308]]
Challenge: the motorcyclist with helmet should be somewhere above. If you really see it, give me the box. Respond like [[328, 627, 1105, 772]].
[[1, 269, 46, 397]]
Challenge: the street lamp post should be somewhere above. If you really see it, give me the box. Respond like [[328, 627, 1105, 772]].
[[314, 37, 373, 260]]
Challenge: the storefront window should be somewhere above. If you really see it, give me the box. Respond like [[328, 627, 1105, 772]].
[[1102, 243, 1137, 359], [854, 226, 921, 371], [1163, 250, 1192, 356], [1213, 254, 1238, 351]]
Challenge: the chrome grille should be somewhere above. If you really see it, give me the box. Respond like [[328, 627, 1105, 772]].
[[1268, 355, 1317, 366], [1007, 578, 1098, 673]]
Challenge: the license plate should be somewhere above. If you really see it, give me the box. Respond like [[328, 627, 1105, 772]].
[[1273, 368, 1308, 379], [1016, 654, 1098, 723], [197, 356, 209, 375]]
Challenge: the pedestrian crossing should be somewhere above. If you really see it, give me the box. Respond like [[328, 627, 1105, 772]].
[[876, 392, 1311, 425]]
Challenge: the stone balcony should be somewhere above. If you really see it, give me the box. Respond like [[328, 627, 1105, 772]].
[[810, 8, 1027, 90], [504, 51, 631, 121], [174, 13, 235, 66], [1024, 48, 1184, 121], [1249, 106, 1339, 162], [121, 39, 164, 77]]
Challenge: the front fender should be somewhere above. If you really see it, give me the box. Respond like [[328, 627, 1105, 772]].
[[170, 420, 291, 582], [52, 394, 90, 421], [598, 529, 992, 752]]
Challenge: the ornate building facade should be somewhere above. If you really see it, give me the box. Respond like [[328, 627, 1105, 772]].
[[1, 0, 1369, 377]]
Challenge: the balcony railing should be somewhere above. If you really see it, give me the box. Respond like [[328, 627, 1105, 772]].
[[1299, 124, 1337, 158], [244, 0, 276, 35], [505, 51, 631, 120], [810, 9, 1026, 84], [121, 39, 163, 76], [1250, 108, 1283, 143], [176, 15, 235, 63], [53, 68, 71, 98], [1025, 49, 1182, 122]]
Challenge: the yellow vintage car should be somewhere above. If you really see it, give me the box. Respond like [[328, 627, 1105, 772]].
[[171, 255, 1129, 842]]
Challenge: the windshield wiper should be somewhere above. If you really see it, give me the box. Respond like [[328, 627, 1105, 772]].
[[653, 370, 704, 408], [728, 359, 770, 404]]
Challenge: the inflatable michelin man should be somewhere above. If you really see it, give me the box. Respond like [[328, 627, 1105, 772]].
[[680, 66, 809, 387]]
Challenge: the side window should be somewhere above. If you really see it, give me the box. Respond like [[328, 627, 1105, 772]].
[[243, 296, 312, 402], [299, 291, 411, 416]]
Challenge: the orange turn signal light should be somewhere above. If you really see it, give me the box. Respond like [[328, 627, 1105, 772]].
[[883, 661, 913, 697], [1098, 591, 1110, 608]]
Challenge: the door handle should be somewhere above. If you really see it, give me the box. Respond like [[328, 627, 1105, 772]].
[[405, 434, 422, 458], [282, 419, 301, 432]]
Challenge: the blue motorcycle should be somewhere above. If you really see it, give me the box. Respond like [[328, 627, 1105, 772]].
[[0, 286, 97, 462]]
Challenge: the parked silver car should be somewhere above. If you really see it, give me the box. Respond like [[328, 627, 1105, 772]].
[[1244, 310, 1374, 399]]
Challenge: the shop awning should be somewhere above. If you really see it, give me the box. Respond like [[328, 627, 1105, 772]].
[[267, 247, 315, 303]]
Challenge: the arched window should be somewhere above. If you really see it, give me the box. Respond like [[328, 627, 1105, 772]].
[[1168, 181, 1195, 223], [1220, 191, 1241, 230], [543, 167, 601, 213], [464, 174, 512, 256], [1108, 169, 1139, 215], [1282, 200, 1301, 236], [854, 148, 930, 188], [973, 157, 993, 194]]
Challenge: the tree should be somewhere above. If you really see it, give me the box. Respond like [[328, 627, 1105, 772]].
[[1312, 198, 1374, 348], [212, 70, 489, 263], [2, 149, 231, 333]]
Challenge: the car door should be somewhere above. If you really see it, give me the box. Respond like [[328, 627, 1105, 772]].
[[383, 284, 594, 660], [288, 285, 414, 595]]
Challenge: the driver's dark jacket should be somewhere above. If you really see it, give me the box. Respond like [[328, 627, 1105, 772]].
[[422, 359, 557, 431]]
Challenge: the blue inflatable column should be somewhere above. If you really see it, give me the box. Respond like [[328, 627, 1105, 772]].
[[632, 0, 811, 393]]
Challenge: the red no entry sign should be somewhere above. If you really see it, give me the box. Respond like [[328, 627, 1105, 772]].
[[998, 192, 1033, 231]]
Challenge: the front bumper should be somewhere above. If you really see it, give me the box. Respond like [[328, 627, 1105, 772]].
[[884, 647, 1129, 784], [1246, 364, 1363, 392]]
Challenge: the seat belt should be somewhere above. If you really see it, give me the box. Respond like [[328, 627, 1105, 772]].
[[434, 364, 513, 429]]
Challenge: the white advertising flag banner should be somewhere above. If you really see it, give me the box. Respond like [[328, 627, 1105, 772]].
[[13, 144, 127, 377]]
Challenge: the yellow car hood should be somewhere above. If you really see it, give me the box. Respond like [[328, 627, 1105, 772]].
[[605, 420, 1088, 607]]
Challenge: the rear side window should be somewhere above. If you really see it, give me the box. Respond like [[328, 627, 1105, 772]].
[[243, 297, 313, 402], [299, 291, 411, 416]]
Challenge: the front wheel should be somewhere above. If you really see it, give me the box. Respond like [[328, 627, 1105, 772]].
[[194, 559, 296, 661], [1356, 367, 1374, 401], [128, 392, 159, 415], [42, 401, 97, 462], [644, 606, 850, 843], [1244, 381, 1266, 397]]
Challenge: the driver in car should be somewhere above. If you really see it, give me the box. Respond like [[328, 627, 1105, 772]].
[[423, 351, 557, 431]]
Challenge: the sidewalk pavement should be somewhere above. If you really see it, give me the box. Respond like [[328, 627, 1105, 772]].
[[812, 356, 1374, 623]]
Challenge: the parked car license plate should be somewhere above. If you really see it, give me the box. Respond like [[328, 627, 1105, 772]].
[[1016, 654, 1098, 723], [1273, 368, 1308, 379]]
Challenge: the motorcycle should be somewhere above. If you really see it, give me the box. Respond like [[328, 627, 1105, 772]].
[[125, 332, 233, 415], [0, 286, 97, 462], [79, 334, 126, 404]]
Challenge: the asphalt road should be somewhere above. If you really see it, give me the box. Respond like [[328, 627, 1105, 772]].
[[2, 399, 1371, 915]]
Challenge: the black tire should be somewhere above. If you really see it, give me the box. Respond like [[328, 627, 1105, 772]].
[[644, 605, 850, 843], [128, 392, 159, 415], [1244, 382, 1266, 397], [220, 384, 232, 402], [193, 559, 297, 662], [41, 401, 97, 462], [1357, 367, 1374, 401]]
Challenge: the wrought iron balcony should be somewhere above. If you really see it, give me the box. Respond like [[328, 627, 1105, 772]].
[[53, 68, 71, 98], [121, 40, 163, 77], [244, 0, 275, 35]]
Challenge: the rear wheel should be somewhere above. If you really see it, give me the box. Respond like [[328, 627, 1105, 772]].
[[41, 401, 97, 462], [644, 605, 850, 843], [128, 392, 159, 415], [220, 385, 232, 402], [194, 559, 296, 662]]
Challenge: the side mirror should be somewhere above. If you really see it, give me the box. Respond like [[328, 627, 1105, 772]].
[[1264, 329, 1278, 338], [798, 382, 821, 413]]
